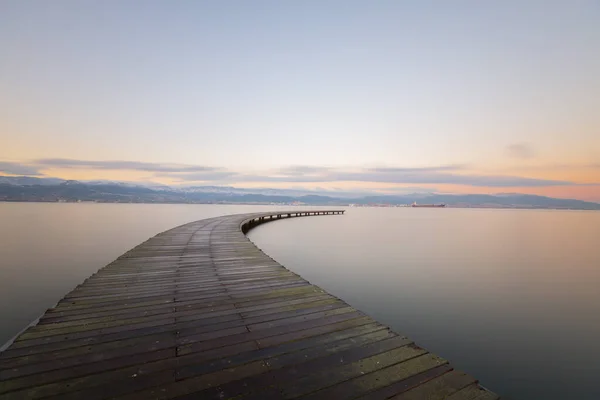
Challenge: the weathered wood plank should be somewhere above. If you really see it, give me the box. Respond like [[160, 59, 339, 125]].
[[352, 365, 453, 400], [445, 384, 500, 400], [389, 370, 478, 400], [296, 356, 450, 400]]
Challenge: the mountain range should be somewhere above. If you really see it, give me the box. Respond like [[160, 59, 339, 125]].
[[0, 176, 599, 210]]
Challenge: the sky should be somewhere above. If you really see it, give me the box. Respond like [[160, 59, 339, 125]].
[[1, 1, 599, 201]]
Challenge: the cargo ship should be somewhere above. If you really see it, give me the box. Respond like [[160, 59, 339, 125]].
[[411, 202, 446, 208]]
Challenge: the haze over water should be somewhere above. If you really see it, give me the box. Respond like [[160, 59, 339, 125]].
[[1, 204, 599, 399]]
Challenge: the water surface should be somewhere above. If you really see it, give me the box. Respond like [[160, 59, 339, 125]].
[[249, 207, 600, 400], [1, 204, 599, 399]]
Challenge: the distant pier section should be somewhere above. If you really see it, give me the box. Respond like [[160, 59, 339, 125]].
[[0, 210, 498, 399]]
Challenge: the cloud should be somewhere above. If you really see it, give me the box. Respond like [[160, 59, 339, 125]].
[[155, 171, 239, 182], [506, 143, 535, 159], [0, 162, 42, 176], [228, 163, 572, 187], [273, 164, 465, 177], [367, 164, 466, 173], [330, 171, 570, 187], [35, 158, 219, 173], [2, 158, 586, 187], [370, 186, 439, 194], [169, 169, 574, 187], [275, 165, 332, 176]]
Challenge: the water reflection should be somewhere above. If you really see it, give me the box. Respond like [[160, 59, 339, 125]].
[[249, 208, 600, 400]]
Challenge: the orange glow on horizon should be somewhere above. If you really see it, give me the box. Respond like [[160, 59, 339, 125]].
[[3, 165, 598, 202]]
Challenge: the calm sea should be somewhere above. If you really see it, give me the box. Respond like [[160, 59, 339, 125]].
[[1, 203, 599, 399]]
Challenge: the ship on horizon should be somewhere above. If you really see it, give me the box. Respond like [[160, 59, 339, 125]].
[[411, 201, 446, 208]]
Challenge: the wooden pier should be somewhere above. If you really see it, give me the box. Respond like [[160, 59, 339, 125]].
[[0, 210, 498, 399]]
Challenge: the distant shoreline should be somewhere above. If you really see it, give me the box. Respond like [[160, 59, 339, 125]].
[[1, 200, 598, 211]]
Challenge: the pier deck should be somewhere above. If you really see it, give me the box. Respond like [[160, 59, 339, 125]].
[[0, 210, 498, 399]]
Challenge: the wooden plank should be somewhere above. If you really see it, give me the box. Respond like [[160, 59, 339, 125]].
[[1, 293, 333, 358], [297, 358, 451, 400], [94, 362, 269, 400], [72, 325, 394, 399], [0, 342, 259, 398], [0, 210, 499, 400], [279, 345, 435, 398], [38, 289, 326, 324], [389, 370, 478, 400], [28, 284, 330, 337], [0, 349, 178, 396], [178, 312, 368, 354], [352, 365, 453, 400], [444, 384, 500, 400], [176, 328, 399, 381]]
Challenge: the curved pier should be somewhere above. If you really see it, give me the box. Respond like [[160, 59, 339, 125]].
[[0, 210, 498, 399]]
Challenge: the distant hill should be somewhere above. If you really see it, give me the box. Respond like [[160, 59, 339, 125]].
[[0, 176, 65, 186], [352, 193, 600, 209], [0, 176, 598, 210]]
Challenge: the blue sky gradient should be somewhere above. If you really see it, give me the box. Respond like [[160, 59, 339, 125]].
[[1, 1, 599, 199]]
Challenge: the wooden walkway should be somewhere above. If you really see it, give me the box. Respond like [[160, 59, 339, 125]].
[[0, 210, 498, 400]]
